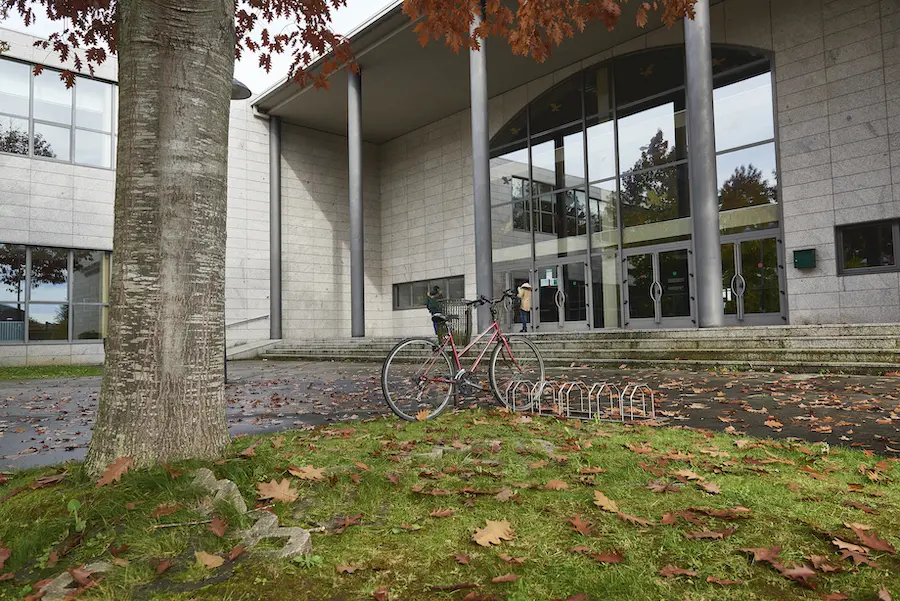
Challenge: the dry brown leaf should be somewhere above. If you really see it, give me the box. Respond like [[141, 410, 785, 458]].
[[239, 442, 258, 457], [111, 557, 129, 567], [228, 546, 246, 562], [209, 515, 228, 537], [415, 409, 431, 421], [155, 559, 174, 574], [195, 551, 224, 569], [568, 514, 594, 536], [707, 575, 744, 585], [741, 547, 781, 564], [149, 503, 179, 519], [685, 528, 735, 540], [579, 466, 606, 474], [288, 465, 326, 481], [473, 520, 515, 547], [820, 593, 849, 601], [453, 553, 471, 564], [67, 565, 94, 586], [590, 550, 625, 564], [336, 564, 365, 574], [0, 546, 9, 571], [617, 512, 655, 527], [593, 491, 619, 513], [256, 479, 298, 503], [878, 587, 893, 601], [498, 553, 525, 565], [494, 488, 516, 502], [529, 460, 547, 469], [698, 481, 721, 495], [832, 538, 869, 555], [672, 469, 703, 481], [543, 479, 569, 490], [764, 418, 784, 429], [491, 573, 520, 583], [430, 509, 457, 518], [848, 525, 896, 554], [271, 435, 285, 449], [96, 457, 133, 487]]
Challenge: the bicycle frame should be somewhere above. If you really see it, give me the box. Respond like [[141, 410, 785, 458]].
[[436, 319, 521, 378]]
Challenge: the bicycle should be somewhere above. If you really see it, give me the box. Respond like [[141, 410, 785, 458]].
[[381, 289, 545, 421]]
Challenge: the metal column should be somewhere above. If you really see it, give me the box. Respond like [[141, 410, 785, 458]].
[[269, 116, 283, 339], [684, 0, 725, 327], [348, 69, 365, 338], [470, 6, 493, 330]]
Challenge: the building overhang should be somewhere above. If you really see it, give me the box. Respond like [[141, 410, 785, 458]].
[[252, 2, 686, 144]]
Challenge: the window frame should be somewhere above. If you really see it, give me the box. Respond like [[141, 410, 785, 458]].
[[0, 244, 111, 345], [392, 276, 465, 311], [836, 219, 900, 276], [0, 56, 117, 170]]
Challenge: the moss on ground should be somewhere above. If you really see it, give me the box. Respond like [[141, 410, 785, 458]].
[[1, 410, 898, 601]]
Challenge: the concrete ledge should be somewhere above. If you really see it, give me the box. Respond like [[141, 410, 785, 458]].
[[227, 339, 282, 361]]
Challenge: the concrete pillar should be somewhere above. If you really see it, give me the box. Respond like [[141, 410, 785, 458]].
[[470, 6, 493, 329], [269, 116, 282, 339], [684, 0, 725, 327], [348, 69, 365, 337]]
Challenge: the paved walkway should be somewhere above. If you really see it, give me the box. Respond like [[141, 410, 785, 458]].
[[1, 360, 898, 469]]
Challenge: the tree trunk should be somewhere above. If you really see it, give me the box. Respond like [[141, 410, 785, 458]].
[[84, 0, 235, 475]]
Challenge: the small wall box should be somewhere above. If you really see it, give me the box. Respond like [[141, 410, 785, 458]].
[[793, 249, 816, 269]]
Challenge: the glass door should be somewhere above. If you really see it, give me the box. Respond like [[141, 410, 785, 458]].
[[722, 236, 785, 326], [624, 245, 695, 328], [534, 259, 591, 331]]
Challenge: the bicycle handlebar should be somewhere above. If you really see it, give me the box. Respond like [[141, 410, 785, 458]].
[[466, 289, 517, 307]]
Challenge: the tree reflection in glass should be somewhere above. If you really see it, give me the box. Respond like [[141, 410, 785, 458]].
[[619, 130, 688, 227]]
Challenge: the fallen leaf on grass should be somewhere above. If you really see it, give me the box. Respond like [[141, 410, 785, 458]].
[[593, 491, 619, 513], [698, 482, 721, 495], [386, 473, 400, 487], [155, 559, 174, 574], [741, 547, 781, 564], [672, 469, 703, 481], [415, 409, 431, 421], [879, 587, 893, 601], [240, 442, 258, 457], [707, 576, 743, 585], [658, 564, 697, 578], [209, 515, 227, 537], [0, 572, 13, 581], [570, 545, 592, 554], [111, 557, 129, 567], [617, 513, 655, 527], [529, 460, 547, 469], [806, 555, 841, 573], [162, 465, 181, 479], [228, 546, 246, 562], [842, 500, 878, 514], [492, 573, 520, 583], [685, 528, 735, 540], [473, 520, 515, 547], [256, 479, 298, 503], [498, 554, 525, 565], [429, 582, 479, 591], [820, 593, 849, 601], [195, 551, 224, 569], [271, 435, 285, 449], [372, 585, 389, 600], [543, 480, 569, 490], [832, 538, 869, 555], [848, 525, 896, 554], [589, 550, 624, 564], [764, 418, 784, 429], [96, 457, 133, 487], [840, 549, 877, 566], [67, 566, 95, 586], [30, 471, 67, 489], [337, 564, 365, 574], [149, 503, 179, 519], [0, 546, 9, 570], [453, 553, 471, 565], [430, 509, 457, 518], [776, 563, 816, 588], [568, 515, 594, 536], [463, 593, 499, 601], [579, 467, 605, 474], [289, 465, 326, 481], [333, 514, 363, 534], [648, 481, 681, 494]]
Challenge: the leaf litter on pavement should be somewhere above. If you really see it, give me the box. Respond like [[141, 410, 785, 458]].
[[0, 406, 898, 600]]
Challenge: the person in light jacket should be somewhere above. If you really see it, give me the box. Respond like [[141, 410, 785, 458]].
[[517, 282, 532, 333]]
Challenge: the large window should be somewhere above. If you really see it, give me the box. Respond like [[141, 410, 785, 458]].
[[0, 244, 111, 343], [489, 45, 778, 257], [0, 57, 117, 168], [837, 220, 898, 275], [393, 276, 465, 310]]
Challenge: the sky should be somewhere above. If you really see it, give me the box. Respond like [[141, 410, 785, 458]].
[[0, 0, 398, 97]]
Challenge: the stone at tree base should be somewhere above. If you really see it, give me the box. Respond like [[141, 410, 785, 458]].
[[237, 513, 312, 559], [39, 561, 112, 601], [192, 468, 248, 515]]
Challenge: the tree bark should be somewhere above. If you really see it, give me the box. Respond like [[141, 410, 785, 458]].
[[84, 0, 235, 475]]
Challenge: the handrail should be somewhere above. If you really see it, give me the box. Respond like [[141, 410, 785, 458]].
[[225, 315, 270, 329]]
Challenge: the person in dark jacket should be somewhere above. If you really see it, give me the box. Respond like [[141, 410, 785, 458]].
[[426, 286, 444, 335]]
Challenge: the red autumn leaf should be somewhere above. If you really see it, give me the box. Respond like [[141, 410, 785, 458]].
[[155, 559, 175, 574], [568, 514, 594, 536], [239, 442, 258, 457], [776, 563, 817, 588], [453, 553, 471, 565], [589, 550, 625, 564], [149, 503, 179, 519], [228, 546, 246, 562], [333, 514, 363, 534], [67, 565, 95, 586], [209, 515, 228, 537], [707, 575, 743, 585], [96, 457, 133, 487], [498, 554, 525, 565], [658, 564, 697, 578], [806, 555, 841, 573], [46, 551, 58, 567], [491, 573, 520, 583], [108, 545, 128, 557], [741, 547, 781, 564], [661, 512, 678, 525], [848, 525, 896, 554], [430, 509, 457, 518], [372, 585, 389, 601]]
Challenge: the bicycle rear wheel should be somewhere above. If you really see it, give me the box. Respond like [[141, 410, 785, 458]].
[[382, 338, 455, 421], [489, 336, 544, 411]]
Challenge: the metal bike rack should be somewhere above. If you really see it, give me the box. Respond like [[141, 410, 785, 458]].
[[504, 379, 538, 413], [589, 382, 624, 422], [619, 383, 656, 421], [501, 378, 656, 423]]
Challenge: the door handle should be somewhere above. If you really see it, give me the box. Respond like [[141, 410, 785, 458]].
[[736, 273, 747, 296], [649, 281, 663, 302], [555, 289, 565, 309], [730, 274, 740, 296]]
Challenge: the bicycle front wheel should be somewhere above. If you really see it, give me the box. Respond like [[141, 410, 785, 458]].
[[382, 338, 455, 421], [489, 336, 544, 411]]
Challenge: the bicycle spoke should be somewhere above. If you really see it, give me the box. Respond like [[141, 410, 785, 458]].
[[490, 337, 544, 411], [382, 339, 454, 421]]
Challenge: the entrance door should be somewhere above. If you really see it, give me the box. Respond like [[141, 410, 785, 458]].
[[722, 236, 785, 326], [624, 246, 695, 329], [534, 259, 590, 331]]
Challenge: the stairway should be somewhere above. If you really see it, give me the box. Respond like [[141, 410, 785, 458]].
[[259, 324, 900, 375]]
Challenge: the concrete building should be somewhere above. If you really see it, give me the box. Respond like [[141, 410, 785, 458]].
[[1, 0, 899, 365]]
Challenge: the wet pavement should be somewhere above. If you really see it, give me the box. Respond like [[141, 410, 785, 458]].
[[1, 360, 898, 470]]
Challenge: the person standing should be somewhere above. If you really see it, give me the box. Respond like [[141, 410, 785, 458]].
[[517, 282, 532, 333], [426, 286, 444, 335]]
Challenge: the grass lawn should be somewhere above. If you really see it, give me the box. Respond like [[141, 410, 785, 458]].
[[0, 409, 897, 601], [0, 365, 102, 381]]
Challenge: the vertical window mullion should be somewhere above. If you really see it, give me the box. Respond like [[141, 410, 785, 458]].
[[24, 247, 31, 343], [893, 221, 900, 266], [28, 65, 34, 158], [68, 250, 74, 341]]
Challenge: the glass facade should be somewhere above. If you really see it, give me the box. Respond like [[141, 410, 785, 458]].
[[0, 57, 117, 168], [0, 244, 111, 343], [489, 46, 782, 330]]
